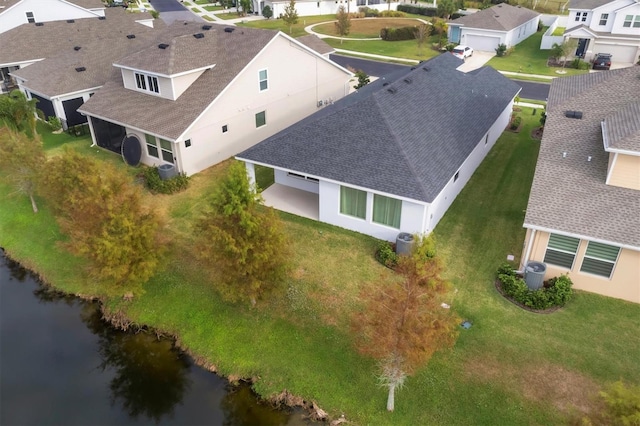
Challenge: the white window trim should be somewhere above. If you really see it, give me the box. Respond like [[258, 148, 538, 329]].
[[134, 72, 160, 95], [258, 68, 268, 92], [255, 111, 266, 128], [26, 11, 35, 23], [599, 13, 608, 26]]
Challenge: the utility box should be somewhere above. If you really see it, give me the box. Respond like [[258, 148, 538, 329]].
[[395, 233, 414, 256], [524, 261, 546, 290], [158, 164, 177, 180]]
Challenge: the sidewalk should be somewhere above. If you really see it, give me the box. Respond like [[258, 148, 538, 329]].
[[499, 71, 556, 80]]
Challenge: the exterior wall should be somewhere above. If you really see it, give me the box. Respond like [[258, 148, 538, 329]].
[[524, 229, 640, 303], [123, 126, 179, 169], [607, 153, 640, 190], [504, 17, 540, 47], [567, 0, 640, 35], [267, 0, 398, 17], [540, 14, 567, 27], [427, 101, 512, 233], [607, 2, 640, 36], [172, 70, 206, 100], [177, 34, 351, 176], [274, 169, 319, 194], [460, 28, 506, 50], [541, 16, 566, 49], [318, 180, 427, 242], [0, 0, 100, 33], [120, 68, 170, 100]]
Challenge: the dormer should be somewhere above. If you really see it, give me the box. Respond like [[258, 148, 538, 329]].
[[602, 101, 640, 190]]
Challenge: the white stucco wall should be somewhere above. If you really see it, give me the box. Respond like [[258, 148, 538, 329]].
[[172, 69, 207, 100], [176, 34, 351, 176], [0, 0, 100, 33], [610, 2, 640, 36], [119, 68, 170, 100], [275, 169, 320, 194], [265, 0, 398, 17], [504, 17, 540, 46]]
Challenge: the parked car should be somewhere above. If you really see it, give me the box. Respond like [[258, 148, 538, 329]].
[[452, 45, 473, 60], [592, 53, 612, 70]]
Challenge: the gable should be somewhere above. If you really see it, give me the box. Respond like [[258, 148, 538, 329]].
[[449, 4, 539, 32]]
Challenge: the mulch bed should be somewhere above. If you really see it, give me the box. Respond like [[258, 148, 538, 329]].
[[494, 279, 561, 314], [530, 127, 544, 140]]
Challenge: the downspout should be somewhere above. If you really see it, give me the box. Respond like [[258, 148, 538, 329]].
[[522, 228, 536, 269]]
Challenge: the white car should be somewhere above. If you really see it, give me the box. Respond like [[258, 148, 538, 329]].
[[451, 45, 473, 60]]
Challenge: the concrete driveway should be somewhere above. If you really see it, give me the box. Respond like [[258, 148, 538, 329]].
[[456, 51, 495, 72]]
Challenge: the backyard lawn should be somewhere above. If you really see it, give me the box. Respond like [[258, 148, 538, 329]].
[[1, 111, 639, 424], [312, 18, 424, 38], [237, 15, 331, 38]]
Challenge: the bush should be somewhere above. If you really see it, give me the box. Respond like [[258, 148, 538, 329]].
[[376, 241, 398, 268], [397, 4, 437, 16], [359, 6, 379, 17], [380, 26, 418, 41], [571, 58, 590, 70], [444, 42, 456, 52], [495, 43, 507, 57], [141, 166, 190, 194], [47, 116, 62, 131], [496, 265, 573, 310], [262, 4, 272, 18], [380, 10, 405, 17], [510, 115, 522, 130]]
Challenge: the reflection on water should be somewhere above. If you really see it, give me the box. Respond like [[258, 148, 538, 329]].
[[0, 251, 307, 425]]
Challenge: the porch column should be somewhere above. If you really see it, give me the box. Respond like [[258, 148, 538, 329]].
[[244, 162, 257, 192]]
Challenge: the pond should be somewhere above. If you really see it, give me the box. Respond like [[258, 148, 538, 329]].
[[0, 250, 307, 425]]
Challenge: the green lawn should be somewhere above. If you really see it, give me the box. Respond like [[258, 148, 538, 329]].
[[1, 114, 639, 424], [202, 15, 214, 21], [203, 4, 223, 11], [238, 15, 338, 38], [214, 11, 244, 20], [325, 37, 441, 61], [552, 26, 566, 36], [487, 28, 588, 76], [190, 7, 200, 13]]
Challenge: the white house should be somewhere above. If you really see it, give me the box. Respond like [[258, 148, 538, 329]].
[[77, 24, 352, 176], [564, 0, 640, 63], [0, 0, 105, 34], [237, 54, 521, 242], [252, 0, 399, 17], [448, 3, 540, 52]]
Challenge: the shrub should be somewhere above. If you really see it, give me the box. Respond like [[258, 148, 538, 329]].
[[571, 58, 590, 70], [262, 4, 272, 18], [497, 266, 574, 310], [495, 43, 507, 57], [141, 166, 190, 194], [397, 4, 437, 16], [444, 42, 456, 52], [380, 10, 405, 17], [380, 26, 418, 41], [597, 381, 640, 425], [510, 115, 522, 130], [376, 241, 398, 268], [359, 6, 378, 16], [47, 116, 62, 131]]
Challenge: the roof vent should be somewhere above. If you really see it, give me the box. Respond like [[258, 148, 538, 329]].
[[158, 43, 169, 49], [565, 110, 583, 119], [495, 15, 500, 17], [410, 66, 416, 70], [74, 46, 81, 51], [67, 19, 75, 23], [98, 16, 106, 20], [224, 27, 235, 33], [127, 34, 136, 39], [403, 77, 412, 84], [193, 33, 204, 39], [387, 87, 398, 94], [422, 66, 430, 71], [35, 22, 44, 26], [382, 82, 390, 86], [75, 67, 86, 72], [202, 25, 212, 30]]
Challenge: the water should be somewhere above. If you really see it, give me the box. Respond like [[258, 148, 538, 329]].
[[0, 251, 307, 425]]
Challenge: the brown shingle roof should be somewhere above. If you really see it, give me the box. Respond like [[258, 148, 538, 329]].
[[296, 34, 334, 55], [78, 25, 278, 140], [604, 101, 640, 152], [524, 66, 640, 248], [449, 3, 539, 31]]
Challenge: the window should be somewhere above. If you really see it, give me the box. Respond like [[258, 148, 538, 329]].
[[184, 139, 191, 148], [134, 72, 159, 94], [159, 138, 173, 163], [372, 194, 401, 229], [222, 125, 228, 133], [145, 134, 158, 158], [622, 15, 639, 27], [599, 13, 608, 26], [26, 11, 35, 23], [255, 111, 266, 128], [543, 234, 580, 269], [580, 241, 620, 278], [258, 69, 268, 91], [135, 73, 146, 90], [147, 75, 159, 93], [575, 11, 587, 21], [340, 186, 366, 219]]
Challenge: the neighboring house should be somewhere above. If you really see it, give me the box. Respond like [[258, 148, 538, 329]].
[[237, 54, 520, 242], [0, 0, 105, 34], [77, 24, 352, 176], [521, 66, 640, 304], [252, 0, 398, 17], [447, 3, 540, 52], [4, 10, 159, 127], [297, 34, 334, 59], [564, 0, 640, 63]]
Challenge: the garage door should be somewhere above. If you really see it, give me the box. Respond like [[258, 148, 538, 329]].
[[463, 34, 501, 52], [592, 43, 639, 63]]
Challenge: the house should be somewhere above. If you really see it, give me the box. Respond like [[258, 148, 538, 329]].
[[4, 9, 159, 126], [0, 0, 105, 34], [447, 3, 540, 52], [297, 34, 335, 59], [236, 54, 520, 242], [521, 66, 640, 304], [251, 0, 398, 18], [564, 0, 640, 64], [77, 24, 352, 176]]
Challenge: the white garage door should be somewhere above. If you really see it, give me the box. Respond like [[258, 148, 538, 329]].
[[592, 43, 638, 63], [463, 34, 501, 52]]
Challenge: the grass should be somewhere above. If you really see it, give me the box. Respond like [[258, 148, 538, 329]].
[[552, 26, 566, 36], [203, 4, 223, 11], [190, 7, 201, 13], [312, 18, 424, 38], [487, 28, 588, 76], [2, 115, 639, 424], [202, 15, 214, 21], [325, 37, 441, 61], [238, 15, 337, 38], [214, 11, 244, 20]]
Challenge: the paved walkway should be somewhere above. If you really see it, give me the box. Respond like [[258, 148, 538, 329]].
[[499, 71, 556, 80]]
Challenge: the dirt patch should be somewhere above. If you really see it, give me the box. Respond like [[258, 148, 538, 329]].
[[531, 127, 544, 140]]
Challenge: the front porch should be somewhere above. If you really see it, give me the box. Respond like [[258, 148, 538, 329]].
[[261, 183, 319, 221]]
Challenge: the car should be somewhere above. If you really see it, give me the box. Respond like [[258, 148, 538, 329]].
[[592, 53, 612, 70], [451, 45, 473, 60]]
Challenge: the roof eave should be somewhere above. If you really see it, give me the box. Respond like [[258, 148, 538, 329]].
[[523, 223, 640, 251]]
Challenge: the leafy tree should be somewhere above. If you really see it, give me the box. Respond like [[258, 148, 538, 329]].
[[415, 23, 431, 54], [239, 0, 251, 16], [0, 128, 46, 213], [437, 0, 456, 19], [281, 0, 298, 34], [41, 149, 163, 295], [431, 17, 448, 49], [195, 161, 289, 307], [353, 70, 370, 89], [334, 5, 351, 44], [0, 89, 39, 135], [551, 39, 578, 69], [352, 238, 459, 411], [262, 4, 273, 18]]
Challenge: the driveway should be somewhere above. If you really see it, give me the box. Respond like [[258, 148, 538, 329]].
[[149, 0, 204, 24], [456, 51, 495, 72]]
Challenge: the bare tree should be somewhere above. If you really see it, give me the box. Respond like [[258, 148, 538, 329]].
[[415, 23, 431, 55], [334, 5, 351, 45]]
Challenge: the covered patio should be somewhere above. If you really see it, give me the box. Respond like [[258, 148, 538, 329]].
[[261, 183, 319, 221]]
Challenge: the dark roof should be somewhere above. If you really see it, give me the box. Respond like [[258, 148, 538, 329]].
[[449, 3, 539, 31], [564, 24, 640, 39], [604, 101, 640, 152], [524, 66, 640, 248], [78, 25, 279, 140], [568, 0, 614, 9], [296, 34, 334, 55], [238, 53, 520, 203]]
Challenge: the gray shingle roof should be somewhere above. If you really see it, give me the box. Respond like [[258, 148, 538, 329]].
[[78, 24, 278, 140], [238, 53, 520, 203], [449, 3, 539, 31], [296, 34, 334, 55], [0, 0, 104, 16], [568, 0, 613, 10], [604, 101, 640, 152], [564, 24, 640, 39], [524, 66, 640, 248]]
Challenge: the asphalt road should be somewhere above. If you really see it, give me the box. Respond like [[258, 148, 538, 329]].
[[329, 54, 409, 78], [149, 0, 204, 24], [514, 79, 550, 102]]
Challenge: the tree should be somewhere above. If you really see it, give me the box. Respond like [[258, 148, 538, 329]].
[[281, 0, 298, 34], [40, 149, 163, 295], [415, 23, 431, 55], [437, 0, 455, 19], [353, 70, 370, 90], [334, 5, 351, 44], [0, 89, 39, 135], [262, 4, 273, 18], [351, 237, 459, 411], [0, 128, 46, 213], [551, 39, 578, 69], [195, 162, 289, 307], [238, 0, 251, 16], [431, 18, 448, 49]]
